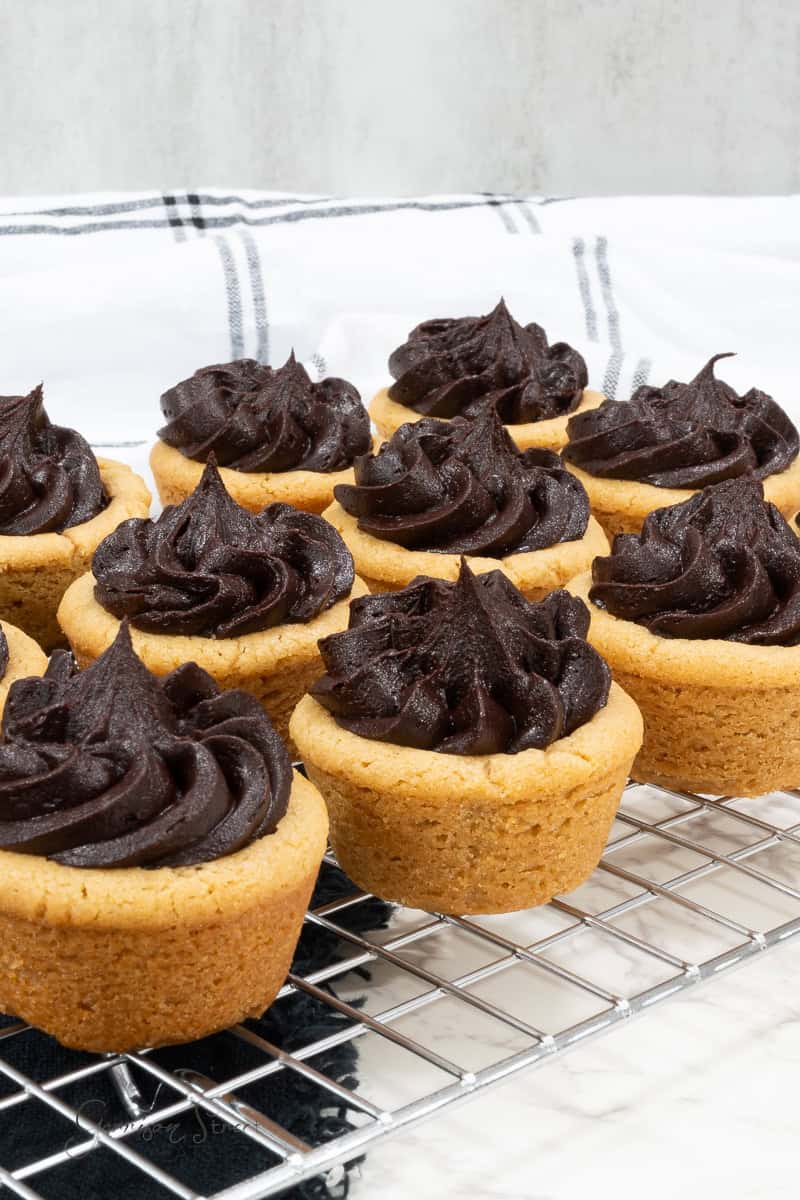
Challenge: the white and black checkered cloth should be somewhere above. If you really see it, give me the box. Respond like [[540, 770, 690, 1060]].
[[1, 189, 798, 475]]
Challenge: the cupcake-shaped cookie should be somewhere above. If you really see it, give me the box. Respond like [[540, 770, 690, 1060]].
[[563, 354, 800, 538], [323, 409, 609, 599], [151, 352, 372, 514], [291, 561, 642, 914], [0, 620, 48, 712], [0, 624, 328, 1051], [58, 457, 368, 752], [569, 478, 800, 795], [0, 387, 150, 649], [370, 299, 604, 450]]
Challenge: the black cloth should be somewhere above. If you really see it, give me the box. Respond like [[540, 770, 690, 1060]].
[[0, 863, 390, 1199]]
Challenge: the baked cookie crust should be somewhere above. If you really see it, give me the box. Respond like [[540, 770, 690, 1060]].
[[569, 570, 800, 795], [151, 438, 366, 515], [0, 620, 48, 712], [565, 457, 800, 540], [369, 387, 606, 452], [0, 771, 328, 1052], [58, 573, 370, 754], [290, 686, 642, 915], [322, 501, 609, 599], [0, 458, 151, 650]]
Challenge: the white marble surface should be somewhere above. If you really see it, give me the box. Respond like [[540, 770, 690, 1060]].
[[330, 787, 800, 1199], [352, 938, 800, 1200]]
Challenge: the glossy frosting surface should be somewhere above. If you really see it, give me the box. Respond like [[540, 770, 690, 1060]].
[[0, 387, 107, 534], [334, 411, 589, 555], [94, 458, 354, 637], [564, 355, 799, 487], [159, 353, 371, 472], [0, 625, 291, 868], [312, 560, 611, 754], [387, 299, 588, 423], [591, 478, 800, 643]]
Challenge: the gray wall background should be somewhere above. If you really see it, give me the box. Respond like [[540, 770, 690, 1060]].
[[1, 0, 799, 197]]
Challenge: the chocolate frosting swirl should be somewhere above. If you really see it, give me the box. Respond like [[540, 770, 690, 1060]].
[[590, 479, 800, 644], [334, 410, 589, 555], [158, 352, 371, 472], [93, 458, 354, 638], [387, 299, 588, 423], [564, 354, 799, 487], [0, 624, 291, 868], [0, 628, 8, 683], [312, 560, 611, 755], [0, 387, 107, 534]]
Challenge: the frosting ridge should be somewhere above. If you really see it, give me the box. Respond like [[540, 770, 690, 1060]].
[[0, 387, 107, 535], [333, 410, 589, 555], [0, 624, 291, 867], [158, 353, 371, 472], [564, 355, 798, 487], [93, 457, 354, 637], [590, 478, 800, 643], [312, 559, 610, 755], [387, 299, 588, 423]]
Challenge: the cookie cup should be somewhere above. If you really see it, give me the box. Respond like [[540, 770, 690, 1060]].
[[0, 621, 49, 712], [58, 573, 371, 755], [565, 458, 800, 540], [151, 439, 367, 515], [0, 771, 328, 1052], [0, 459, 151, 651], [370, 387, 606, 452], [322, 501, 609, 599], [290, 687, 642, 915], [569, 570, 800, 795]]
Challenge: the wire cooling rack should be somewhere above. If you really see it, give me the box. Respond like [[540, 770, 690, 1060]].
[[1, 779, 800, 1200]]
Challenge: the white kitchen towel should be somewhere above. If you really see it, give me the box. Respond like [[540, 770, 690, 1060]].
[[0, 190, 798, 468]]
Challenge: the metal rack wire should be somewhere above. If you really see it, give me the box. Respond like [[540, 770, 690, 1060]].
[[1, 780, 799, 1199]]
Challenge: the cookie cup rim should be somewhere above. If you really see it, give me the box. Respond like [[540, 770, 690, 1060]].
[[369, 386, 605, 449], [290, 685, 642, 806], [150, 438, 381, 511], [563, 457, 800, 524], [0, 620, 49, 710], [0, 770, 328, 930], [0, 459, 151, 567], [568, 569, 800, 688], [322, 501, 609, 593], [58, 572, 369, 674]]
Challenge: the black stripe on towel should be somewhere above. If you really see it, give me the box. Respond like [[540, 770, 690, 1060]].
[[595, 236, 624, 398], [572, 238, 598, 342], [214, 236, 245, 359], [238, 228, 270, 363], [161, 193, 186, 242], [0, 197, 535, 238]]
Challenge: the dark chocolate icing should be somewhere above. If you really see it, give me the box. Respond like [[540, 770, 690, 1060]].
[[387, 299, 588, 423], [312, 560, 610, 755], [93, 457, 354, 638], [333, 410, 589, 555], [0, 387, 107, 535], [564, 354, 799, 487], [0, 624, 291, 868], [158, 352, 371, 472], [590, 479, 800, 644], [0, 628, 8, 683]]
